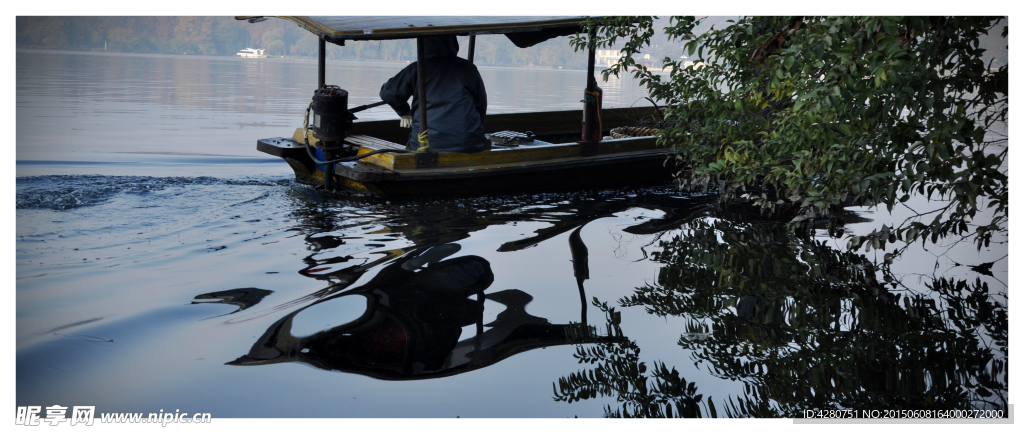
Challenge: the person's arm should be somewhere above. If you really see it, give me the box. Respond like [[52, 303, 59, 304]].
[[379, 64, 417, 117]]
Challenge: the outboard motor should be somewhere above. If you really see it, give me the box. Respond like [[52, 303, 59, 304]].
[[305, 85, 357, 191], [304, 86, 388, 189], [311, 85, 357, 145]]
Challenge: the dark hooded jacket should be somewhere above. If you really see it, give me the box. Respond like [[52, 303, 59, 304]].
[[379, 37, 488, 152]]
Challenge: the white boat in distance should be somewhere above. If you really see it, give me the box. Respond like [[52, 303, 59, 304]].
[[236, 48, 266, 58]]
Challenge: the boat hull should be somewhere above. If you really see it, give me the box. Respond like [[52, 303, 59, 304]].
[[338, 151, 675, 196], [257, 107, 677, 196]]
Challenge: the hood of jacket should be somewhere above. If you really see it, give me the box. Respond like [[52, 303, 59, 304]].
[[422, 36, 459, 59]]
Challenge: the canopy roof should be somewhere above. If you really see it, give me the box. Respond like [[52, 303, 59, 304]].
[[237, 16, 587, 48]]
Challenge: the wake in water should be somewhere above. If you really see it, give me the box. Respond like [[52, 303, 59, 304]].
[[16, 175, 294, 210]]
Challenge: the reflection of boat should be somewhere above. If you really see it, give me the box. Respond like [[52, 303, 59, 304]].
[[240, 16, 673, 195], [199, 191, 711, 380], [236, 48, 266, 58], [227, 246, 617, 380]]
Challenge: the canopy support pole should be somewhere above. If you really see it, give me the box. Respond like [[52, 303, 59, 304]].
[[318, 37, 326, 89], [318, 36, 333, 190], [416, 38, 429, 151], [468, 34, 476, 63], [581, 27, 599, 145], [586, 29, 596, 90]]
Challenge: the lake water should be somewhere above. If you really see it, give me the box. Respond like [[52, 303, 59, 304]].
[[15, 49, 1009, 419]]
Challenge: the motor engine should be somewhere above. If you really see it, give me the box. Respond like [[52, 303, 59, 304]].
[[311, 85, 357, 143]]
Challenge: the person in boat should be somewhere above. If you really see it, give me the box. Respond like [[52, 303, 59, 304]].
[[379, 36, 488, 153]]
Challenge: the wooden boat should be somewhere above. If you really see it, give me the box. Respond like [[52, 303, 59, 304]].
[[242, 16, 674, 195]]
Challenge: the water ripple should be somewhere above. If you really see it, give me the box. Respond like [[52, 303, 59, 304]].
[[16, 175, 292, 210]]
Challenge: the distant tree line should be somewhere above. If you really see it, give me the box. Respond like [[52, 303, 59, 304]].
[[15, 16, 715, 70], [17, 17, 252, 57]]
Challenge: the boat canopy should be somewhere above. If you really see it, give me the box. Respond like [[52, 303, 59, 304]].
[[236, 16, 587, 48]]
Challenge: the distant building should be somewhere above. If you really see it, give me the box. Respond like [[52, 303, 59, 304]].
[[596, 50, 661, 69], [595, 49, 620, 67]]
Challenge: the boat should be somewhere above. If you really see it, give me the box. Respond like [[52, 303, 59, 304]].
[[236, 48, 266, 58], [240, 16, 674, 196]]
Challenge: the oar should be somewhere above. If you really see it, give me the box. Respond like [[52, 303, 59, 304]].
[[349, 100, 387, 113]]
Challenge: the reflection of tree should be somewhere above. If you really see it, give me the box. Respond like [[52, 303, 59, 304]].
[[555, 206, 1007, 417], [555, 301, 708, 417]]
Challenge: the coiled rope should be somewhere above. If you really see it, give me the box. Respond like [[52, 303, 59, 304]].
[[610, 126, 659, 139], [416, 130, 430, 152]]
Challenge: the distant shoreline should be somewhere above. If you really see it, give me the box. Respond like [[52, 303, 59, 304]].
[[15, 47, 602, 72], [15, 48, 678, 75]]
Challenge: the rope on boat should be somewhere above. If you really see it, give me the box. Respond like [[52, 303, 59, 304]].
[[416, 130, 430, 152], [302, 100, 314, 146], [609, 126, 659, 139]]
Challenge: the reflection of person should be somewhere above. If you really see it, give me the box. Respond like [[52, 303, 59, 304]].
[[379, 36, 488, 152], [229, 248, 494, 378]]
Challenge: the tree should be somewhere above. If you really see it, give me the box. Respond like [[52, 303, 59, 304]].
[[576, 17, 1007, 252], [17, 17, 71, 48], [261, 27, 287, 56], [290, 32, 318, 58], [174, 17, 216, 54], [212, 19, 248, 55], [107, 27, 146, 52]]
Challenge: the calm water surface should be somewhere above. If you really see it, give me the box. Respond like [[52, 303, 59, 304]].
[[15, 50, 1008, 418]]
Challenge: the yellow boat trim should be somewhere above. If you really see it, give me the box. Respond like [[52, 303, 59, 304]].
[[291, 128, 661, 171]]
